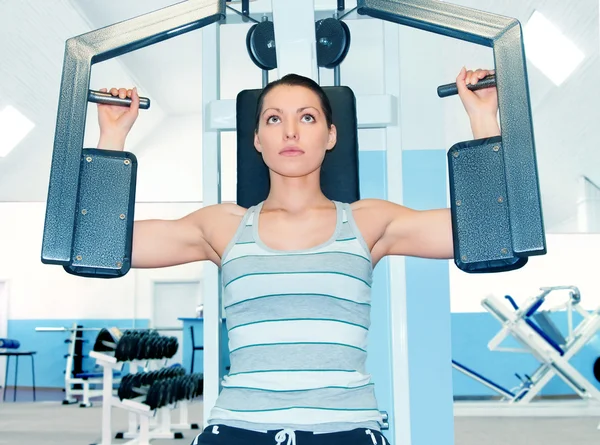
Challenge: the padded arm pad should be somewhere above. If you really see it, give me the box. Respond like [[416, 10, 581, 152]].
[[448, 136, 528, 273]]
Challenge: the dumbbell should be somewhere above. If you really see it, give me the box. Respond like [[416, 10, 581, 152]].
[[134, 331, 159, 360], [118, 373, 147, 400], [145, 378, 173, 410], [93, 328, 122, 354], [191, 373, 204, 398], [166, 337, 179, 359]]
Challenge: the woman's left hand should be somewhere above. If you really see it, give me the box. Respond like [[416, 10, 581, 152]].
[[456, 67, 500, 138]]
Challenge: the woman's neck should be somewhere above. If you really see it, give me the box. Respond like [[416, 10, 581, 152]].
[[264, 170, 332, 214]]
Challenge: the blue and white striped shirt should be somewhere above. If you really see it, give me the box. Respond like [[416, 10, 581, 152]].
[[207, 201, 383, 433]]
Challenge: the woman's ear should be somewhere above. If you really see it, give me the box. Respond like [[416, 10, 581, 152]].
[[254, 132, 263, 153], [326, 124, 337, 151]]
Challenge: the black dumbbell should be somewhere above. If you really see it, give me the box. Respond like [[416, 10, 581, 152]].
[[145, 381, 161, 410], [158, 337, 168, 359], [135, 335, 148, 360], [93, 328, 120, 353], [114, 334, 131, 362], [118, 374, 134, 400], [191, 373, 204, 398], [167, 337, 179, 358]]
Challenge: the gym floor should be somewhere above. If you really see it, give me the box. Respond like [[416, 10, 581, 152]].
[[1, 389, 599, 445]]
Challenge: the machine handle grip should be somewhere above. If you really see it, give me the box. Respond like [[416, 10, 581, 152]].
[[88, 90, 151, 110], [437, 74, 496, 98]]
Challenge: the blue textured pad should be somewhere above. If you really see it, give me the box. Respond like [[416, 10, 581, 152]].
[[448, 137, 527, 273], [0, 339, 20, 349], [64, 149, 137, 278]]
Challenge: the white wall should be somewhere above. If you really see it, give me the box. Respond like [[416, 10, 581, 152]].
[[0, 202, 203, 321], [449, 233, 600, 313]]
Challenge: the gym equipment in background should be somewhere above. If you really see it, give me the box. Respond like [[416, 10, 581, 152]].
[[94, 328, 179, 362], [90, 330, 201, 445], [35, 323, 121, 407], [454, 286, 600, 417], [117, 366, 203, 410]]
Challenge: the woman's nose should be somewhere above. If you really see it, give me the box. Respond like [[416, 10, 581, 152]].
[[283, 121, 299, 140]]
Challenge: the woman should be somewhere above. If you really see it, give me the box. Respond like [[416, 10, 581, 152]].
[[97, 67, 499, 445]]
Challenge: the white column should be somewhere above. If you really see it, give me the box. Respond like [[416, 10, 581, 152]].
[[201, 22, 222, 428], [383, 20, 412, 445], [577, 176, 600, 232], [271, 0, 318, 81]]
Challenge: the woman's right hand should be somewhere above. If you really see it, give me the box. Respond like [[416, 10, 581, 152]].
[[97, 87, 140, 151]]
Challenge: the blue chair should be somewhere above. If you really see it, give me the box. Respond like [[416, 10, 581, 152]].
[[189, 326, 203, 374], [0, 338, 37, 402]]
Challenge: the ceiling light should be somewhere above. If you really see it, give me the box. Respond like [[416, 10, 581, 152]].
[[523, 10, 585, 86], [0, 105, 35, 157]]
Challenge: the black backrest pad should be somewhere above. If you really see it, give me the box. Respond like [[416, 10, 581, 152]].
[[235, 86, 360, 209]]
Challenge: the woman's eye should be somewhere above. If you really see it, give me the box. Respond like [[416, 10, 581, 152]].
[[267, 116, 280, 124], [302, 114, 315, 123]]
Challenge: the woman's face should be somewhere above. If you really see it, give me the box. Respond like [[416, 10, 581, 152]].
[[254, 85, 336, 178]]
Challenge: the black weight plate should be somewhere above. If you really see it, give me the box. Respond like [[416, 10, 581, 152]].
[[158, 338, 167, 359], [143, 336, 154, 359], [169, 378, 178, 405], [338, 20, 351, 67], [147, 370, 159, 385], [135, 336, 147, 360], [151, 338, 161, 360], [246, 21, 277, 71], [131, 373, 144, 389], [315, 18, 350, 69], [195, 374, 204, 397], [187, 379, 195, 400], [159, 380, 170, 409], [594, 357, 600, 382], [166, 337, 177, 358], [93, 328, 121, 352], [177, 377, 187, 401], [118, 374, 132, 400], [126, 336, 139, 362], [145, 382, 160, 410], [114, 335, 129, 362]]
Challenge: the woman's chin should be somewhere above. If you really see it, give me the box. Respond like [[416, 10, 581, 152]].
[[269, 163, 321, 179]]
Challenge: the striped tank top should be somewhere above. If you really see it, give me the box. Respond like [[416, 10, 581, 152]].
[[206, 200, 384, 433]]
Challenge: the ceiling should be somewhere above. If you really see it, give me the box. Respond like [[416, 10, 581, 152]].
[[0, 0, 597, 233]]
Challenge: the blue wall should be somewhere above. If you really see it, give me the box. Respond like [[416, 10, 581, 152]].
[[403, 150, 454, 445], [359, 149, 454, 445], [6, 318, 149, 388], [359, 150, 396, 441]]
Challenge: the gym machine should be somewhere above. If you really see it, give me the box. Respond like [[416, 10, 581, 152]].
[[39, 1, 547, 443]]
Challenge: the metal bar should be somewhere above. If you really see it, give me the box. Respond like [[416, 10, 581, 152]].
[[357, 0, 513, 44], [383, 20, 411, 445], [41, 0, 225, 265], [201, 21, 222, 429]]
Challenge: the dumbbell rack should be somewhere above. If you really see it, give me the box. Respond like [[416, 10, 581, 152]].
[[90, 350, 195, 445], [116, 361, 198, 441]]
